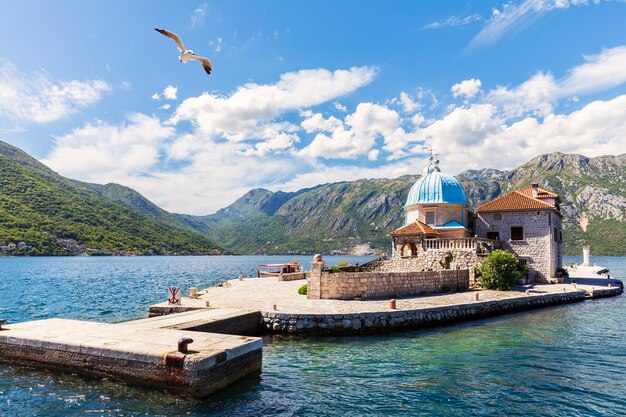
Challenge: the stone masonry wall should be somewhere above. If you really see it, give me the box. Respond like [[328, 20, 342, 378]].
[[307, 264, 469, 300], [262, 289, 588, 335], [476, 210, 557, 282], [379, 241, 483, 283]]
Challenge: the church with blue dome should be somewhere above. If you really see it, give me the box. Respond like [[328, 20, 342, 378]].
[[402, 156, 474, 239], [386, 154, 563, 283]]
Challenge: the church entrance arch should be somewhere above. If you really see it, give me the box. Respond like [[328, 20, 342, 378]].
[[401, 242, 417, 257]]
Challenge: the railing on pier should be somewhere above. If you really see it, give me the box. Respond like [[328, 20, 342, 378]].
[[422, 238, 503, 254]]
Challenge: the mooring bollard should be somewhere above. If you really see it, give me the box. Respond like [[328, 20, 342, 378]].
[[239, 274, 243, 281], [389, 299, 396, 309], [563, 286, 566, 292], [0, 319, 6, 330], [178, 338, 194, 354], [525, 289, 530, 295], [572, 283, 577, 289], [205, 300, 210, 307], [273, 304, 277, 311], [189, 287, 198, 299], [474, 292, 479, 301]]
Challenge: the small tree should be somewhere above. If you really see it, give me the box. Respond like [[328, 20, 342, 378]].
[[476, 250, 521, 290]]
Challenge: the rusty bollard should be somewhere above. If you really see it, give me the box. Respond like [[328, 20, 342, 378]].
[[178, 338, 194, 354], [389, 299, 396, 310], [0, 319, 6, 330]]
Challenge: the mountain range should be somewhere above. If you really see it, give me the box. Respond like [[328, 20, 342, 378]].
[[1, 139, 624, 256]]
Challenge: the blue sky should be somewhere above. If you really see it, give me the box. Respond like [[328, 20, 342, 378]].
[[1, 0, 626, 213]]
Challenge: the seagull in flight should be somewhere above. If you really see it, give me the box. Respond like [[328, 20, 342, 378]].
[[155, 28, 212, 75]]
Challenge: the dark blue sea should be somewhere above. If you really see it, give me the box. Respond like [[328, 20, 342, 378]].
[[0, 255, 624, 416]]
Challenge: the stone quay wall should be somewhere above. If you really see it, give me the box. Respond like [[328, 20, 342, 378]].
[[307, 261, 469, 300], [261, 290, 587, 335]]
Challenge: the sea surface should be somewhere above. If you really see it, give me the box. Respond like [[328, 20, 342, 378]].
[[0, 255, 624, 417]]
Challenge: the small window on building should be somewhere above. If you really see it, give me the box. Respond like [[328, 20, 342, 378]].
[[559, 231, 562, 243], [554, 227, 558, 242], [425, 211, 435, 226], [511, 226, 524, 241], [493, 213, 502, 220], [518, 258, 528, 266], [487, 232, 500, 241]]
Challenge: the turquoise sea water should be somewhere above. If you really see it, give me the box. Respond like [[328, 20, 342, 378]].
[[0, 255, 624, 416]]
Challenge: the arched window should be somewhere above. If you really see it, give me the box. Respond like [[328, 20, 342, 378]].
[[401, 242, 417, 257]]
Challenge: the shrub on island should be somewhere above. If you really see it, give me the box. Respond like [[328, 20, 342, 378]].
[[298, 284, 308, 295], [476, 250, 522, 291]]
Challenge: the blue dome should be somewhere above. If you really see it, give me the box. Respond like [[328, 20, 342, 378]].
[[406, 171, 468, 206]]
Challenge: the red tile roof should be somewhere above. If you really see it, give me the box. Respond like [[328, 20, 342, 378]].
[[517, 185, 559, 199], [389, 220, 440, 236], [476, 185, 559, 212]]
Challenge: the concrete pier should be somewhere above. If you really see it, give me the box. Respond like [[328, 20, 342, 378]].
[[0, 318, 262, 398]]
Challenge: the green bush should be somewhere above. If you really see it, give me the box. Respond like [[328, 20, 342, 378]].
[[555, 267, 569, 278], [298, 284, 308, 295], [476, 250, 521, 291], [336, 260, 349, 267], [329, 265, 343, 273]]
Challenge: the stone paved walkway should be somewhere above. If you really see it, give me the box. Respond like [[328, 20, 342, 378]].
[[150, 276, 622, 315]]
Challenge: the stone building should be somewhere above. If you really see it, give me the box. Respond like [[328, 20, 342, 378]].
[[364, 156, 562, 284], [475, 184, 563, 281]]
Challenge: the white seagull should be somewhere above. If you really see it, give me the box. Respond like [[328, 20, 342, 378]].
[[155, 28, 212, 75]]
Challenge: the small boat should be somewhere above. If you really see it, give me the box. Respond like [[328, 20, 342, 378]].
[[257, 262, 303, 277]]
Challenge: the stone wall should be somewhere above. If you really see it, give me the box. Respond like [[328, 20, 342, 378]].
[[376, 242, 484, 284], [277, 272, 307, 281], [476, 210, 559, 282], [307, 262, 469, 300], [262, 289, 587, 335]]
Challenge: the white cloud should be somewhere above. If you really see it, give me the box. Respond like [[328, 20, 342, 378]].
[[152, 85, 178, 101], [397, 92, 421, 113], [243, 133, 299, 157], [170, 66, 377, 141], [415, 104, 502, 149], [425, 95, 626, 173], [451, 78, 482, 99], [300, 102, 412, 159], [0, 61, 110, 124], [301, 112, 343, 133], [559, 46, 626, 96], [40, 50, 626, 214], [209, 37, 223, 53], [486, 46, 626, 117], [190, 3, 209, 30], [159, 104, 171, 110], [334, 102, 348, 112], [43, 114, 174, 181], [487, 72, 556, 117], [469, 0, 600, 49], [423, 13, 482, 30]]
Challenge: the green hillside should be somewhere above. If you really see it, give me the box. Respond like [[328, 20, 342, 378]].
[[0, 141, 224, 256], [1, 139, 623, 257], [182, 153, 626, 256]]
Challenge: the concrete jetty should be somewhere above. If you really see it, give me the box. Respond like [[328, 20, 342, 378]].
[[0, 318, 262, 398]]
